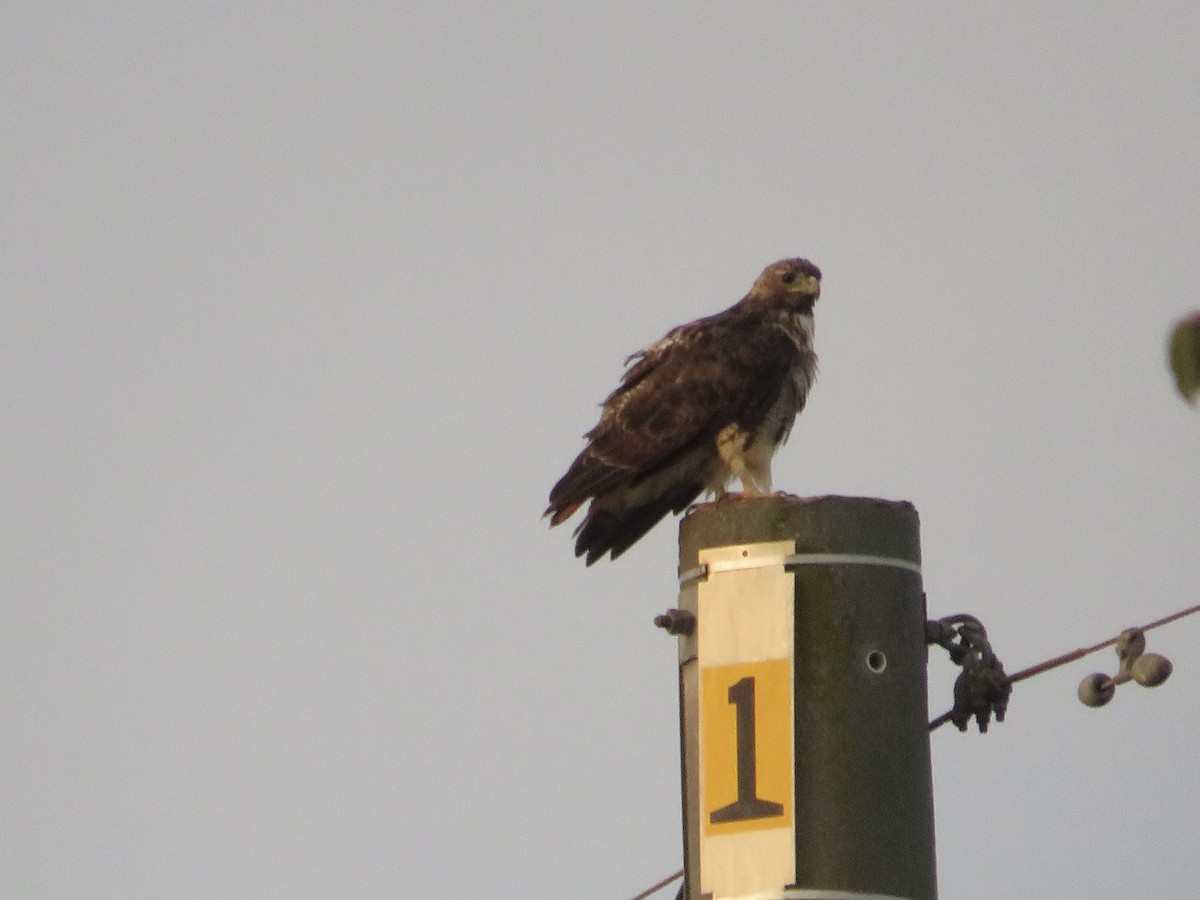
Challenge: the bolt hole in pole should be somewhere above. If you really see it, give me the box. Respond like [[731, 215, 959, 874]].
[[866, 650, 887, 674]]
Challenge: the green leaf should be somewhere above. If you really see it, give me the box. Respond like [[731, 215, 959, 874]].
[[1170, 311, 1200, 405]]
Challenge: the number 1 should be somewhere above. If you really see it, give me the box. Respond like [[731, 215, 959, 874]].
[[709, 676, 784, 823]]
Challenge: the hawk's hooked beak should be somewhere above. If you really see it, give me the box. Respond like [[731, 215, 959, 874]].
[[786, 274, 820, 296]]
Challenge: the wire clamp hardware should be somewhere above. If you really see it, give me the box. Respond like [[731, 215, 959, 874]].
[[927, 614, 1010, 732]]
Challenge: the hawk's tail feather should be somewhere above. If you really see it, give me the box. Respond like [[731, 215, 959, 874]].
[[574, 481, 703, 565], [544, 499, 584, 527], [545, 451, 630, 525]]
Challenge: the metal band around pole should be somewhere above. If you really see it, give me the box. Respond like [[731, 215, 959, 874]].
[[778, 890, 917, 900], [678, 552, 922, 589]]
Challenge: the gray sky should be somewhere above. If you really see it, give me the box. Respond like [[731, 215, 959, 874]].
[[4, 3, 1200, 898]]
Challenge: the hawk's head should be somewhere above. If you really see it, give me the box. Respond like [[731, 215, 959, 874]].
[[746, 257, 822, 306]]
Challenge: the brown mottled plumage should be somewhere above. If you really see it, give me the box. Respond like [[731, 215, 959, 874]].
[[545, 258, 822, 564]]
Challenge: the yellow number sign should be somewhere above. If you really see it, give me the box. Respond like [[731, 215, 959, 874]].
[[700, 658, 793, 836]]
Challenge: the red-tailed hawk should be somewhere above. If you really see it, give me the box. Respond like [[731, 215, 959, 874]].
[[545, 257, 821, 564]]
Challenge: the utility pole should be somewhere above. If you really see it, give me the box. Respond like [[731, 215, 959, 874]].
[[663, 495, 936, 900]]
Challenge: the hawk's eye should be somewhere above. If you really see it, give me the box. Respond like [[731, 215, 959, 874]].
[[780, 271, 796, 284]]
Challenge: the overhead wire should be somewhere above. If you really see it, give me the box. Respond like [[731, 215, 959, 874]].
[[929, 600, 1200, 729], [631, 600, 1200, 898], [628, 868, 683, 900]]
